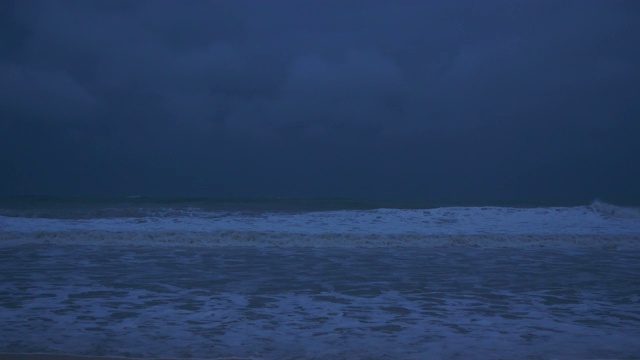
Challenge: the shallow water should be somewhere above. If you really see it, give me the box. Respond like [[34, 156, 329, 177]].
[[1, 244, 639, 359]]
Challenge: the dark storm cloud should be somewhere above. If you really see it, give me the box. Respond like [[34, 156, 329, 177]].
[[1, 0, 639, 202]]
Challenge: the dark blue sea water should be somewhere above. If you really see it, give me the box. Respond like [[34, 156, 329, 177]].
[[1, 198, 639, 359]]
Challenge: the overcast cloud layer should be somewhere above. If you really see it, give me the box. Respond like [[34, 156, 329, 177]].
[[1, 0, 639, 203]]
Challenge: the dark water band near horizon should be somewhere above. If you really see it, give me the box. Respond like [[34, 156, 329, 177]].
[[2, 195, 639, 215]]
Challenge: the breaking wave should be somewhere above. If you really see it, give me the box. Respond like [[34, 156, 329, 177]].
[[1, 200, 639, 248], [590, 200, 640, 219]]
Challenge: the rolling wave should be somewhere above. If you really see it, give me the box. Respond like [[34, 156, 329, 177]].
[[1, 201, 638, 248]]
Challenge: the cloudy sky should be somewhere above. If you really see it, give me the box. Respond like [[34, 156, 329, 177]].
[[1, 0, 639, 203]]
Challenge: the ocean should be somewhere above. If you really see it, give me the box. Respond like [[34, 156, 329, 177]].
[[1, 197, 639, 359]]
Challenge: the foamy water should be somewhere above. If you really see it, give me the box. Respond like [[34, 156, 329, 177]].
[[1, 245, 639, 359], [1, 200, 639, 359], [1, 201, 639, 248]]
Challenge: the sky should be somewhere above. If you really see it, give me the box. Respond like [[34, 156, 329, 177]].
[[1, 0, 639, 204]]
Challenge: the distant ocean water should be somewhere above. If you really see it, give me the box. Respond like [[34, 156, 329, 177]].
[[1, 197, 640, 359]]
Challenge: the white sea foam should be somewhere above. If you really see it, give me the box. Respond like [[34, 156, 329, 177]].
[[1, 204, 639, 248], [591, 200, 640, 219], [2, 245, 639, 359]]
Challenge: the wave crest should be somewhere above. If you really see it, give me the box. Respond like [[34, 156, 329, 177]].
[[590, 201, 640, 219]]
